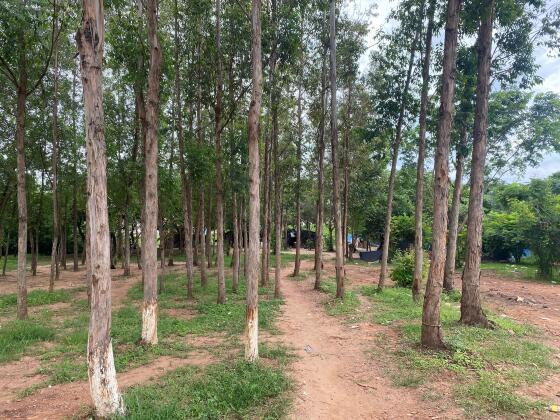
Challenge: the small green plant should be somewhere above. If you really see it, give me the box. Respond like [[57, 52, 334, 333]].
[[390, 249, 427, 288]]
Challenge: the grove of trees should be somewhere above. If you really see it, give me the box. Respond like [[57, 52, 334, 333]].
[[1, 0, 559, 415]]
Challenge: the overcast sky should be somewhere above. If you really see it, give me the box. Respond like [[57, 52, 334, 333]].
[[344, 0, 560, 183]]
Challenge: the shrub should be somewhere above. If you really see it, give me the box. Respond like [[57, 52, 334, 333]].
[[390, 249, 427, 288]]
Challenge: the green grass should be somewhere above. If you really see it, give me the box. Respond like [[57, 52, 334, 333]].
[[0, 289, 73, 310], [318, 279, 360, 317], [480, 261, 549, 282], [0, 254, 51, 272], [0, 319, 55, 363], [121, 359, 292, 419], [362, 285, 557, 418]]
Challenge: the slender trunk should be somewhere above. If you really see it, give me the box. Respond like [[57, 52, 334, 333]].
[[2, 231, 8, 276], [443, 132, 466, 291], [197, 190, 207, 286], [293, 82, 303, 277], [413, 0, 436, 301], [314, 48, 327, 290], [215, 0, 226, 304], [329, 0, 345, 298], [76, 2, 125, 414], [342, 82, 352, 261], [141, 0, 162, 346], [232, 193, 240, 292], [50, 38, 60, 289], [460, 0, 495, 327], [16, 60, 28, 319], [421, 0, 462, 349], [242, 199, 247, 279], [378, 30, 419, 290], [270, 0, 281, 297], [261, 130, 271, 286], [206, 189, 213, 268], [32, 229, 38, 276], [175, 1, 194, 299], [245, 0, 262, 362], [158, 215, 165, 294]]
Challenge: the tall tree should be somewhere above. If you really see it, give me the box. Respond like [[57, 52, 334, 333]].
[[378, 26, 420, 291], [421, 0, 462, 348], [0, 0, 61, 319], [412, 0, 436, 301], [215, 0, 226, 304], [460, 0, 495, 327], [141, 0, 162, 345], [245, 0, 262, 362], [76, 0, 124, 415], [50, 13, 60, 290], [330, 0, 345, 298], [175, 0, 194, 300]]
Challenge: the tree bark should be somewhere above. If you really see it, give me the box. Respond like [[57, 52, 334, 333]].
[[261, 126, 271, 285], [421, 0, 462, 349], [460, 0, 495, 328], [378, 29, 419, 291], [232, 193, 240, 292], [245, 0, 262, 362], [314, 48, 327, 290], [413, 0, 436, 301], [175, 0, 194, 299], [141, 0, 162, 346], [443, 131, 466, 291], [215, 0, 226, 304], [206, 189, 213, 268], [16, 58, 28, 320], [293, 82, 303, 277], [329, 0, 345, 298], [50, 33, 60, 291], [76, 1, 125, 414], [342, 82, 352, 261]]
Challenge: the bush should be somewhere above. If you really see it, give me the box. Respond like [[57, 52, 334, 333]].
[[390, 249, 427, 288]]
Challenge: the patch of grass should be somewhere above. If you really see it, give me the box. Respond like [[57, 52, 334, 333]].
[[0, 289, 73, 310], [121, 360, 292, 419], [458, 372, 544, 418], [259, 342, 295, 366], [362, 285, 558, 418], [319, 279, 360, 317], [0, 319, 55, 363], [480, 261, 549, 282], [0, 254, 51, 272]]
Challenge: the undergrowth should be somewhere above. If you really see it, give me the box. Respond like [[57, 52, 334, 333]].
[[362, 285, 557, 418]]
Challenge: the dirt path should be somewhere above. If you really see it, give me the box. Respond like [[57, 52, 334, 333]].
[[277, 260, 458, 420]]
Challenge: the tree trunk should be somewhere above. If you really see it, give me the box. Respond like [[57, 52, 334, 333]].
[[261, 129, 271, 287], [378, 29, 419, 291], [329, 0, 345, 298], [245, 0, 262, 362], [2, 231, 8, 276], [443, 132, 466, 291], [232, 193, 240, 292], [314, 48, 327, 290], [158, 215, 165, 294], [342, 82, 352, 261], [197, 189, 207, 286], [293, 84, 303, 277], [215, 0, 226, 304], [206, 189, 213, 268], [76, 2, 125, 414], [50, 35, 60, 290], [16, 62, 28, 320], [460, 0, 495, 328], [421, 0, 462, 349], [242, 199, 247, 279], [141, 0, 162, 346], [175, 0, 194, 299], [413, 0, 436, 301]]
